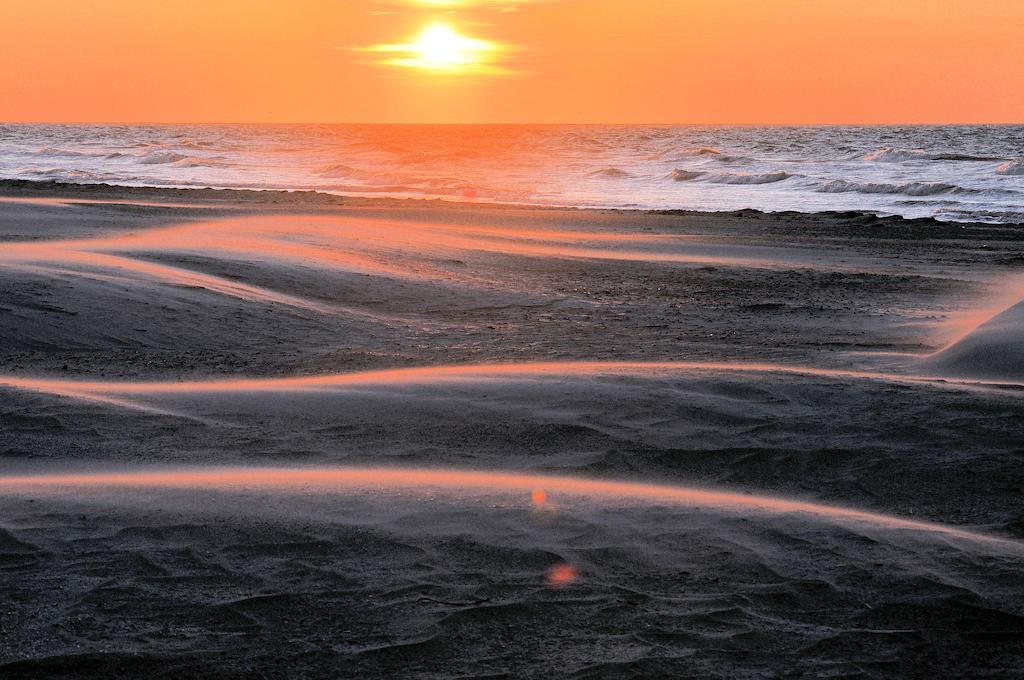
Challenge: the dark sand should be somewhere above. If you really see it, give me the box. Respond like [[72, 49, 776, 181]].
[[1, 181, 1023, 678]]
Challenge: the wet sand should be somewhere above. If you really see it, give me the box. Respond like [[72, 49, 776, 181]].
[[1, 182, 1023, 678]]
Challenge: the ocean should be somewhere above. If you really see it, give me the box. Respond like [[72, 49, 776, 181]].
[[1, 123, 1022, 223]]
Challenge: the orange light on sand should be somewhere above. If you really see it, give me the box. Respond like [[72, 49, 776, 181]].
[[2, 361, 1019, 415], [546, 563, 578, 587], [0, 467, 1016, 550], [363, 23, 509, 75], [926, 278, 1024, 354]]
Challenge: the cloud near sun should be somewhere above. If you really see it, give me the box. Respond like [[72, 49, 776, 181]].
[[360, 23, 515, 75]]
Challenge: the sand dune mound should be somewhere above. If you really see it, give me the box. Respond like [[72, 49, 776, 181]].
[[920, 299, 1024, 381], [0, 477, 1022, 678]]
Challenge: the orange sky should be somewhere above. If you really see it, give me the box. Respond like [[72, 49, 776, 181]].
[[2, 0, 1022, 124]]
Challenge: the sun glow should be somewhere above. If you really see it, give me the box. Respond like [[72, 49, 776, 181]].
[[403, 0, 541, 6], [365, 22, 507, 74]]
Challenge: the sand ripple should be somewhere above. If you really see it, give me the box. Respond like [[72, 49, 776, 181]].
[[0, 484, 1021, 678]]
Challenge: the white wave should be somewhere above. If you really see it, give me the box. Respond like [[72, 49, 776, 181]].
[[996, 160, 1024, 176], [670, 169, 704, 182], [707, 171, 794, 185], [138, 151, 189, 165], [35, 147, 103, 159], [318, 164, 372, 180], [142, 139, 215, 150], [25, 168, 106, 181], [590, 167, 632, 178], [818, 179, 968, 196], [936, 209, 1024, 224], [714, 154, 750, 164], [678, 147, 722, 157], [932, 153, 1006, 161], [671, 169, 793, 185], [859, 147, 928, 162], [177, 139, 216, 150], [861, 146, 1006, 163], [173, 157, 233, 169]]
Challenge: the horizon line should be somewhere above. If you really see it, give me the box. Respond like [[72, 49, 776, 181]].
[[4, 120, 1023, 127]]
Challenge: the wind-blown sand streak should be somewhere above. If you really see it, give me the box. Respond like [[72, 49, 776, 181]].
[[0, 213, 894, 282], [0, 196, 221, 210], [5, 251, 334, 314], [0, 467, 1017, 551], [34, 388, 213, 421], [0, 245, 425, 322], [926, 278, 1024, 352], [1, 361, 1020, 410]]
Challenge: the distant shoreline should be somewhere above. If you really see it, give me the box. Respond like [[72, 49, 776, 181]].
[[2, 177, 1013, 231], [3, 125, 1020, 223]]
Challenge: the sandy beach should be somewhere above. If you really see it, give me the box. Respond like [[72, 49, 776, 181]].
[[1, 181, 1023, 678]]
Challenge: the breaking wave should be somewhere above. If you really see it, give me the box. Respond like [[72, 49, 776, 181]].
[[24, 168, 108, 181], [818, 179, 974, 197], [934, 209, 1024, 224], [670, 170, 793, 184], [317, 164, 373, 180], [135, 151, 232, 168], [859, 147, 929, 162], [707, 171, 794, 185], [997, 160, 1024, 176], [860, 147, 1007, 163], [678, 147, 722, 157], [713, 154, 750, 164], [590, 167, 632, 178], [35, 147, 107, 159], [138, 151, 190, 165], [173, 157, 233, 169], [670, 169, 705, 181]]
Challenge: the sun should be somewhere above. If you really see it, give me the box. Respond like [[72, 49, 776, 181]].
[[413, 24, 479, 69], [363, 22, 508, 75]]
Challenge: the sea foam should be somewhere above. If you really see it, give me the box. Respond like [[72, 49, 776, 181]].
[[997, 159, 1024, 176]]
